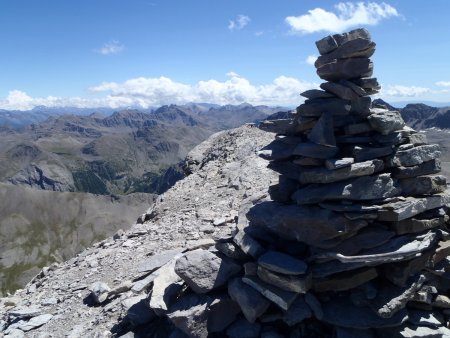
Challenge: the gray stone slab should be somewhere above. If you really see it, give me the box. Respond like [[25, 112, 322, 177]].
[[293, 173, 401, 204], [377, 194, 450, 221], [149, 257, 184, 314], [391, 216, 447, 235], [367, 109, 405, 135], [175, 249, 241, 294], [320, 232, 437, 265], [131, 271, 158, 294], [17, 314, 53, 332], [321, 81, 361, 100], [228, 278, 270, 323], [297, 159, 384, 184], [307, 111, 335, 146], [300, 89, 335, 99], [315, 38, 375, 68], [246, 201, 366, 248], [352, 77, 380, 90], [292, 142, 339, 159], [392, 159, 441, 179], [315, 28, 371, 55], [319, 202, 381, 212], [317, 57, 373, 81], [138, 248, 185, 273], [233, 230, 265, 258], [386, 144, 441, 167], [325, 157, 354, 170], [258, 250, 307, 275], [353, 145, 393, 161], [399, 175, 447, 196], [8, 307, 42, 319], [242, 276, 298, 311], [167, 295, 210, 338], [257, 266, 311, 293], [407, 133, 428, 145], [341, 79, 367, 96], [297, 98, 351, 117], [330, 226, 395, 256]]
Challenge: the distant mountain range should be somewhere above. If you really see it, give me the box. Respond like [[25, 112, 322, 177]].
[[0, 103, 284, 195]]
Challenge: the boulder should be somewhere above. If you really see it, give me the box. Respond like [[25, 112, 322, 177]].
[[175, 249, 241, 294]]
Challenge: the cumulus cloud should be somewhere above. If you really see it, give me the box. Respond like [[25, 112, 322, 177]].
[[228, 15, 250, 31], [0, 74, 318, 110], [436, 81, 450, 87], [286, 2, 399, 34], [98, 40, 124, 55], [305, 55, 317, 65], [381, 85, 430, 98]]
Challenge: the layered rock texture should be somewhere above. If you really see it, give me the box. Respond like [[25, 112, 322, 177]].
[[2, 28, 450, 338]]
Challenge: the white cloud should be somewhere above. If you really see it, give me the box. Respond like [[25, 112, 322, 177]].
[[286, 2, 399, 34], [0, 74, 318, 110], [98, 40, 124, 55], [436, 81, 450, 87], [228, 15, 250, 31], [381, 85, 430, 98], [305, 55, 317, 65]]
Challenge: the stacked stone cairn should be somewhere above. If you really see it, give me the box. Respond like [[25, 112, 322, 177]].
[[116, 28, 450, 338]]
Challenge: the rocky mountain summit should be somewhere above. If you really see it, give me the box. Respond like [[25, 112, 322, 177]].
[[2, 28, 450, 338]]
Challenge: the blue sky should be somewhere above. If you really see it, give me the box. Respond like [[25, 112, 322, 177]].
[[1, 0, 449, 110]]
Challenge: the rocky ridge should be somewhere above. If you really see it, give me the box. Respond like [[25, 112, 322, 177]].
[[0, 125, 277, 337]]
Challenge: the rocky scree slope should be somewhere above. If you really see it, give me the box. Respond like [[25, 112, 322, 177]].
[[0, 125, 277, 337]]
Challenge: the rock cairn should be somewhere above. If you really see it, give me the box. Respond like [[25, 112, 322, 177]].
[[86, 28, 450, 338]]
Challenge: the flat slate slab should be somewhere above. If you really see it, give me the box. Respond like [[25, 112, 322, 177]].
[[315, 28, 371, 55], [297, 98, 351, 117], [377, 194, 450, 221], [228, 278, 270, 323], [293, 173, 401, 204], [298, 159, 384, 184], [242, 275, 298, 311], [315, 38, 375, 68], [316, 57, 373, 81], [246, 201, 366, 248], [391, 159, 441, 179], [315, 231, 437, 266], [386, 144, 441, 167], [257, 266, 311, 293], [138, 248, 185, 273], [257, 250, 307, 275]]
